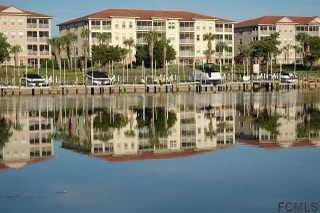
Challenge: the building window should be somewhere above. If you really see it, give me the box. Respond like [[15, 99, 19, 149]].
[[3, 18, 7, 25], [19, 31, 23, 39], [129, 21, 133, 28], [115, 22, 119, 29], [197, 49, 200, 54], [196, 34, 200, 41], [203, 25, 206, 30], [208, 24, 213, 30], [122, 21, 126, 28], [239, 38, 242, 45], [10, 18, 15, 26], [18, 19, 23, 26], [10, 31, 15, 39], [196, 25, 200, 30], [168, 22, 175, 29], [170, 141, 177, 148]]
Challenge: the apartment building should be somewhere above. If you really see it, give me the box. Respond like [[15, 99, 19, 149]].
[[58, 9, 235, 65], [0, 5, 52, 67], [234, 16, 320, 64]]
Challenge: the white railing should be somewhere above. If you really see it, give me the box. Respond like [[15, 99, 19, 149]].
[[39, 37, 49, 42], [225, 40, 232, 45], [39, 24, 49, 28], [40, 51, 49, 56], [179, 51, 195, 57], [179, 39, 194, 44], [224, 28, 233, 33], [27, 37, 37, 42], [260, 30, 268, 34], [27, 23, 37, 28], [28, 50, 38, 56], [137, 26, 152, 31], [216, 28, 223, 32], [225, 52, 233, 57], [91, 25, 101, 30], [180, 27, 195, 31], [102, 25, 111, 30], [137, 38, 147, 44], [153, 26, 166, 31]]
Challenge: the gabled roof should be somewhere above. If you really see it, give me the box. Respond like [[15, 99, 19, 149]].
[[235, 16, 320, 28], [0, 5, 52, 18], [58, 8, 234, 26]]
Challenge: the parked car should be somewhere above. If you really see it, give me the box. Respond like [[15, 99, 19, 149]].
[[21, 73, 48, 87], [85, 71, 113, 85]]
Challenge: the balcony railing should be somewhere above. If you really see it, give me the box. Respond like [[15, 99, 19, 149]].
[[39, 37, 49, 42], [137, 26, 152, 31], [102, 25, 111, 30], [39, 24, 49, 28], [153, 26, 166, 31], [28, 50, 38, 56], [179, 39, 194, 44], [27, 23, 37, 28], [180, 27, 195, 32], [137, 38, 147, 44], [91, 25, 101, 30], [225, 52, 233, 57], [179, 51, 195, 57], [309, 31, 319, 36], [225, 40, 232, 45], [40, 51, 50, 56], [216, 28, 223, 32], [260, 30, 269, 34], [225, 28, 233, 33], [27, 37, 37, 42], [92, 38, 98, 44]]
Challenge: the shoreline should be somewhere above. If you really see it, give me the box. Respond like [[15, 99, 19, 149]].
[[0, 80, 317, 96]]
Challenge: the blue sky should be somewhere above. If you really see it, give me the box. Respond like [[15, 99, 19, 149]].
[[2, 0, 320, 36]]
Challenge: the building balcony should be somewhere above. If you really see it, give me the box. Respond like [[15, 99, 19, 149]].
[[216, 28, 223, 33], [225, 40, 233, 45], [180, 27, 195, 32], [179, 51, 195, 57], [91, 25, 101, 30], [309, 31, 319, 36], [39, 24, 49, 28], [39, 37, 49, 42], [153, 26, 166, 31], [27, 23, 37, 28], [137, 26, 152, 31], [179, 39, 194, 44], [225, 52, 233, 57], [40, 51, 50, 56], [137, 38, 147, 44], [28, 50, 38, 56], [260, 30, 269, 34], [27, 37, 38, 42], [102, 25, 112, 30], [225, 28, 233, 33]]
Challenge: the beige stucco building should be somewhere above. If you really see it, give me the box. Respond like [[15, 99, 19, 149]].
[[58, 9, 235, 65], [0, 5, 52, 67], [234, 16, 320, 64]]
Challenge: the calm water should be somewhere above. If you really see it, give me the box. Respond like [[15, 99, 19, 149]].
[[1, 90, 320, 213]]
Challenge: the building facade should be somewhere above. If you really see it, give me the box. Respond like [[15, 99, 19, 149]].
[[0, 5, 52, 67], [58, 9, 235, 65], [234, 16, 320, 64]]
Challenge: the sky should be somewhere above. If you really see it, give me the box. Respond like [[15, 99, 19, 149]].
[[2, 0, 320, 36]]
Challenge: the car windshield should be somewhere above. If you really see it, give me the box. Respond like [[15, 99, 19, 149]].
[[22, 74, 43, 79], [86, 71, 108, 78]]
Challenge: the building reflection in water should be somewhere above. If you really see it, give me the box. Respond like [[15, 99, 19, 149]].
[[56, 93, 236, 161], [236, 90, 320, 149], [0, 97, 54, 169], [1, 90, 319, 166]]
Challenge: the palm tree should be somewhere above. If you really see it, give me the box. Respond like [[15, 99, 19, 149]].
[[63, 32, 78, 70], [296, 32, 310, 66], [47, 36, 65, 71], [216, 41, 228, 75], [203, 33, 215, 63], [146, 31, 158, 71], [239, 45, 251, 76], [293, 45, 302, 73], [81, 28, 90, 71], [97, 32, 111, 45], [123, 38, 135, 71], [281, 44, 292, 64], [10, 44, 21, 67]]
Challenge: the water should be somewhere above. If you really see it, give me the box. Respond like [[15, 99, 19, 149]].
[[0, 90, 320, 213]]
